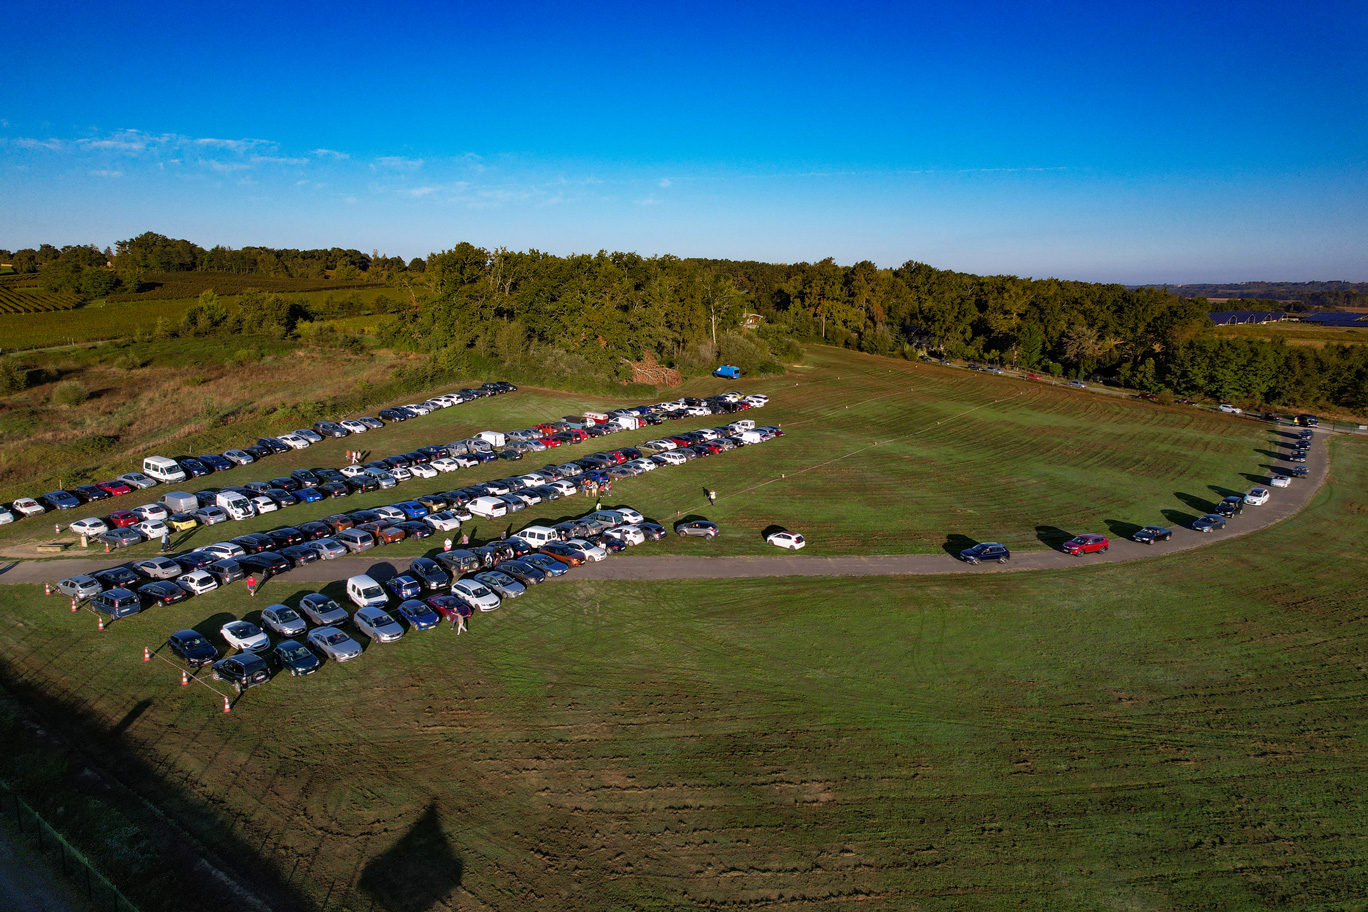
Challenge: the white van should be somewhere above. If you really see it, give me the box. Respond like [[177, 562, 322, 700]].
[[476, 431, 507, 448], [515, 525, 558, 547], [214, 491, 255, 521], [735, 430, 763, 445], [611, 415, 643, 431], [142, 456, 188, 484], [727, 419, 756, 434], [346, 574, 389, 609], [468, 496, 508, 519], [583, 411, 609, 426]]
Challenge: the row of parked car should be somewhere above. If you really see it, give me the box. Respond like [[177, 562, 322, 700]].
[[958, 427, 1316, 563], [156, 506, 681, 690], [0, 382, 519, 526]]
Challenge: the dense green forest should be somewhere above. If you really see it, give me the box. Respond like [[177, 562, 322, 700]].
[[3, 233, 1366, 414]]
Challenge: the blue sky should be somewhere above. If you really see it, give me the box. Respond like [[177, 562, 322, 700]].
[[2, 0, 1364, 282]]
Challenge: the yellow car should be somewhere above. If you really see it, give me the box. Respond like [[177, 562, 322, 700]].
[[167, 513, 200, 532]]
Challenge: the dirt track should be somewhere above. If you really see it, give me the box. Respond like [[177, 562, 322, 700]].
[[0, 427, 1329, 587]]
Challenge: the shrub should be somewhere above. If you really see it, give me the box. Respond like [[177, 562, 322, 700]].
[[0, 358, 25, 394], [52, 380, 88, 407]]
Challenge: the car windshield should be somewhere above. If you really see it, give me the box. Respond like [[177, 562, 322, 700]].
[[361, 587, 383, 599], [276, 608, 300, 622], [227, 622, 253, 635], [322, 632, 346, 645], [468, 585, 491, 597], [182, 635, 208, 648]]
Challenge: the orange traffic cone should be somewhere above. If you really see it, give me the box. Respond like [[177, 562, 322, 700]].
[[70, 598, 78, 613], [180, 669, 189, 686], [223, 695, 231, 714], [97, 616, 105, 631], [143, 646, 151, 662], [44, 582, 52, 596]]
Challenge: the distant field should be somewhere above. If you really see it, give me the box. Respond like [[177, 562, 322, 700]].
[[108, 270, 376, 301], [2, 346, 1274, 559], [0, 434, 1361, 911], [1215, 320, 1368, 347]]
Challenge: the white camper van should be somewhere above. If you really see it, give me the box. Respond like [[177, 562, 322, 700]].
[[142, 456, 188, 484]]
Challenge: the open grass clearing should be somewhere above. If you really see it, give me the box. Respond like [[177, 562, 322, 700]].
[[1214, 321, 1368, 347], [0, 437, 1362, 910]]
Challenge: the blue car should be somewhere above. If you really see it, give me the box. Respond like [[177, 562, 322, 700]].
[[198, 453, 234, 472], [42, 490, 82, 510], [385, 575, 423, 600], [177, 457, 212, 477], [395, 599, 441, 631], [295, 487, 324, 504], [470, 451, 499, 464], [394, 500, 429, 520]]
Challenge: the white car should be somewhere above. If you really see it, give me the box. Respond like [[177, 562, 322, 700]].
[[744, 394, 768, 407], [135, 519, 170, 541], [518, 473, 547, 487], [657, 451, 688, 466], [69, 517, 109, 537], [646, 439, 677, 451], [354, 606, 406, 643], [374, 506, 407, 524], [388, 465, 412, 482], [687, 406, 711, 417], [309, 538, 348, 560], [177, 570, 219, 595], [610, 507, 645, 525], [251, 495, 278, 514], [409, 463, 438, 479], [452, 579, 501, 612], [340, 464, 368, 478], [403, 403, 431, 416], [260, 604, 308, 637], [294, 428, 324, 444], [202, 541, 246, 560], [607, 525, 645, 546], [632, 459, 658, 472], [548, 480, 579, 497], [13, 497, 47, 517], [423, 511, 463, 532], [222, 449, 254, 465], [1269, 475, 1291, 488], [221, 620, 270, 653], [430, 457, 460, 473], [133, 503, 169, 522], [1218, 403, 1242, 414], [1244, 487, 1271, 506], [766, 531, 807, 550], [566, 538, 608, 562], [340, 419, 369, 434], [0, 506, 14, 524], [117, 472, 158, 489], [278, 433, 310, 450]]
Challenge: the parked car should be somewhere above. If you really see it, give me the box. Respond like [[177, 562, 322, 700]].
[[499, 560, 547, 587], [451, 579, 501, 612], [177, 570, 220, 595], [1269, 475, 1291, 488], [92, 588, 141, 619], [307, 626, 364, 662], [205, 559, 245, 586], [166, 629, 219, 667], [1192, 513, 1226, 533], [97, 528, 145, 549], [675, 520, 719, 540], [138, 579, 189, 606], [117, 472, 158, 490], [473, 570, 525, 600], [57, 574, 103, 600], [354, 607, 406, 643], [42, 490, 82, 511], [407, 557, 450, 591], [393, 599, 441, 630], [270, 639, 322, 676], [765, 531, 806, 550], [261, 604, 309, 637], [1218, 403, 1242, 414], [68, 517, 110, 538], [134, 556, 184, 580], [1244, 487, 1271, 506], [1131, 525, 1172, 544], [958, 542, 1010, 564], [212, 654, 271, 692], [221, 620, 271, 652], [12, 497, 46, 517], [1061, 534, 1109, 555], [297, 593, 348, 627], [1215, 495, 1244, 518]]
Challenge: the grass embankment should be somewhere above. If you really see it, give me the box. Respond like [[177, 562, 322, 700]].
[[4, 346, 1275, 559], [0, 436, 1362, 910], [1215, 321, 1368, 347]]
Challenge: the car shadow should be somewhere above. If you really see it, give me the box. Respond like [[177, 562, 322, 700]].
[[1174, 491, 1215, 514], [194, 612, 239, 651], [365, 561, 398, 582], [942, 533, 978, 557], [762, 524, 791, 540], [1208, 484, 1243, 499], [1253, 449, 1284, 460], [1240, 472, 1270, 484], [1103, 519, 1142, 539], [678, 513, 711, 524], [1162, 508, 1198, 528], [1035, 525, 1072, 549]]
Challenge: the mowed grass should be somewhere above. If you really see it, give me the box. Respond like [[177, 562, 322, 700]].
[[7, 344, 1275, 558], [0, 437, 1363, 911]]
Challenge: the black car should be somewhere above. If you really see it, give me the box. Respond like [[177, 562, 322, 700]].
[[403, 451, 430, 465], [1132, 525, 1172, 544], [238, 551, 290, 578], [319, 481, 351, 498], [206, 559, 245, 586], [499, 560, 547, 586], [314, 467, 346, 483], [198, 453, 234, 472], [1215, 495, 1244, 518], [139, 580, 190, 606], [1291, 465, 1309, 478], [348, 509, 382, 525], [378, 408, 408, 422], [177, 457, 212, 477], [1296, 414, 1319, 427], [291, 469, 321, 488], [297, 521, 334, 542], [257, 437, 291, 454], [72, 484, 112, 503], [175, 550, 220, 572], [269, 527, 305, 548], [314, 421, 349, 438], [279, 544, 321, 568], [212, 654, 271, 693], [958, 542, 1011, 564], [269, 639, 321, 676], [166, 629, 220, 667], [268, 476, 301, 493], [244, 444, 274, 461], [408, 557, 450, 591], [264, 489, 297, 508], [93, 566, 141, 590], [231, 533, 276, 555], [345, 476, 380, 494], [396, 521, 433, 540], [434, 549, 482, 575]]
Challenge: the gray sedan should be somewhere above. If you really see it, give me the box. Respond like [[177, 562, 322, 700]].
[[57, 574, 103, 600], [354, 607, 406, 643], [307, 626, 363, 662]]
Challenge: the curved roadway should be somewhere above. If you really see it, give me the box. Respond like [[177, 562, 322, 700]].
[[0, 426, 1330, 586]]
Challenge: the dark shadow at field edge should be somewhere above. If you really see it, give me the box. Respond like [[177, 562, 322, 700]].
[[0, 656, 316, 912], [359, 801, 463, 912], [1208, 484, 1243, 499], [941, 533, 978, 557], [1034, 525, 1071, 550], [1103, 519, 1142, 540], [1162, 508, 1199, 528], [1174, 492, 1215, 514]]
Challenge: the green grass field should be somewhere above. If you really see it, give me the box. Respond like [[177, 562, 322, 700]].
[[4, 346, 1277, 558], [0, 430, 1362, 910], [1215, 320, 1368, 347]]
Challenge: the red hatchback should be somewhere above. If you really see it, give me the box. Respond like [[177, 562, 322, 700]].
[[97, 480, 133, 496], [540, 436, 562, 448], [1062, 534, 1109, 555], [425, 594, 468, 622], [107, 510, 141, 528]]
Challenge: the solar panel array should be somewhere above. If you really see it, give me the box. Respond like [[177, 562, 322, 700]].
[[1301, 313, 1368, 327], [1209, 311, 1287, 324]]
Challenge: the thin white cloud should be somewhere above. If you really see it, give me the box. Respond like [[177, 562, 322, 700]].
[[311, 148, 349, 159], [192, 137, 271, 153], [90, 169, 123, 178], [251, 154, 309, 166], [372, 156, 424, 171], [14, 137, 64, 151], [204, 160, 250, 173], [657, 178, 672, 188]]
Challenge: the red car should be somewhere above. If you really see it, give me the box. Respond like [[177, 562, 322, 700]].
[[424, 594, 468, 622], [107, 510, 141, 528], [1062, 534, 1109, 555], [540, 436, 562, 448], [535, 423, 559, 434], [97, 480, 133, 496], [565, 429, 589, 443]]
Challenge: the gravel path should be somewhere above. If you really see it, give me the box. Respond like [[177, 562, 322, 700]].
[[0, 427, 1329, 587]]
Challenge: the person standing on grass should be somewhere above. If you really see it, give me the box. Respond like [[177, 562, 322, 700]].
[[160, 531, 171, 553], [247, 574, 257, 598], [443, 537, 452, 552], [708, 489, 716, 505]]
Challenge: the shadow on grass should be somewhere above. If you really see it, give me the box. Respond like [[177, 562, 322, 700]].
[[1241, 472, 1271, 484], [762, 524, 791, 541], [1174, 492, 1215, 514], [1035, 525, 1071, 549], [1162, 508, 1199, 528], [1254, 449, 1284, 460], [194, 611, 238, 652], [1103, 519, 1142, 539], [942, 533, 978, 557], [109, 698, 152, 739], [359, 802, 463, 912], [1208, 484, 1243, 499]]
